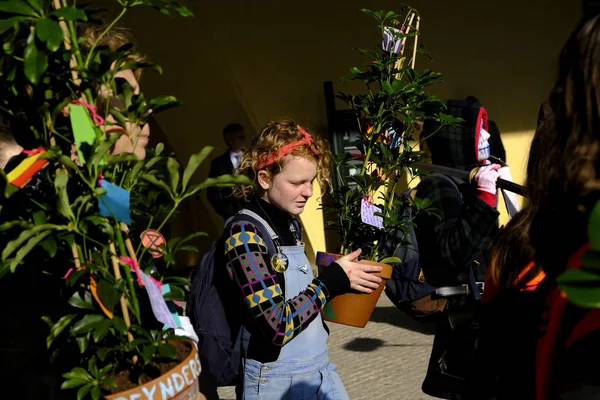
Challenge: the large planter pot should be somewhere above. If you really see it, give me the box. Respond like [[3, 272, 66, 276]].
[[316, 251, 393, 328], [106, 341, 202, 400]]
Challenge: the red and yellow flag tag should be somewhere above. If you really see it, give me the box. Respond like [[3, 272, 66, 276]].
[[6, 148, 49, 189]]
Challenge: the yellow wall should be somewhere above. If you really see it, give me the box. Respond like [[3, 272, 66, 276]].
[[112, 0, 581, 261]]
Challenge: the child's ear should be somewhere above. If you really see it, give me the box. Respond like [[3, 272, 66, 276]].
[[257, 170, 271, 190]]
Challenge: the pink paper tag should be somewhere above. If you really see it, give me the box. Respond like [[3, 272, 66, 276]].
[[361, 197, 384, 229]]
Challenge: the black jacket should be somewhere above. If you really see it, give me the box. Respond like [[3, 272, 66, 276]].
[[416, 100, 500, 287]]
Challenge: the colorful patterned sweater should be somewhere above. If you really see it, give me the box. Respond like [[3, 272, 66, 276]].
[[222, 198, 349, 350]]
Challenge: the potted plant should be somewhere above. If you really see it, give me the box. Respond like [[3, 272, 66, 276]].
[[319, 6, 461, 328], [0, 1, 249, 399]]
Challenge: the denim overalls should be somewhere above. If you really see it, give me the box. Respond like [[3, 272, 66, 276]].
[[239, 211, 349, 400]]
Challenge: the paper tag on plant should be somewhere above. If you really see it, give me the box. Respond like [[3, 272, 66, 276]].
[[98, 179, 131, 226], [361, 197, 384, 229], [69, 103, 100, 165], [140, 270, 178, 329]]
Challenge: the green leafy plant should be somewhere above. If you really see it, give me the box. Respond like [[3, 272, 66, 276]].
[[324, 6, 461, 262], [557, 199, 600, 308], [0, 0, 250, 398]]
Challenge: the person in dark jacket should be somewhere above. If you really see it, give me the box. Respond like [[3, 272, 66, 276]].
[[207, 123, 247, 219], [416, 99, 502, 399]]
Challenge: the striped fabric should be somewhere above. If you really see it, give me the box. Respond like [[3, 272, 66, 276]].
[[223, 220, 328, 346]]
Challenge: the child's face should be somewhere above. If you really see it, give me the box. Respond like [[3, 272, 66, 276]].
[[260, 155, 317, 216], [104, 69, 150, 160]]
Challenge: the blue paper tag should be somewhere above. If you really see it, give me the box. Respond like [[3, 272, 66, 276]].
[[98, 179, 131, 225]]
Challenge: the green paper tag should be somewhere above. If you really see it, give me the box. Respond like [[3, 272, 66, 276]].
[[69, 103, 100, 165]]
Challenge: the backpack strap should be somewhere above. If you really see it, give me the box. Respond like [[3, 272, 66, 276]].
[[232, 209, 280, 254]]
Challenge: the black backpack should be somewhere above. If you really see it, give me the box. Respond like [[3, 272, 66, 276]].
[[187, 209, 277, 386], [384, 175, 460, 307]]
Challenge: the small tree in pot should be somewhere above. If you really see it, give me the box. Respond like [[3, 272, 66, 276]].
[[0, 1, 249, 398], [319, 6, 461, 327]]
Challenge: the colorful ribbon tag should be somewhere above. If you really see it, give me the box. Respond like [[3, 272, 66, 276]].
[[133, 266, 178, 329], [98, 179, 131, 225], [140, 229, 167, 258], [119, 257, 181, 329], [69, 103, 99, 165], [6, 148, 49, 188], [90, 276, 113, 319], [361, 196, 384, 229]]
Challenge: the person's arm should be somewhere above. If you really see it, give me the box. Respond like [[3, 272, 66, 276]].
[[223, 220, 349, 346], [417, 177, 499, 271]]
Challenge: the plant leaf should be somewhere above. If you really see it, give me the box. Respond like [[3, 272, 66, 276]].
[[55, 169, 75, 221], [141, 173, 172, 194], [0, 1, 36, 16], [92, 319, 111, 343], [182, 147, 213, 190], [46, 313, 77, 348], [75, 336, 89, 354], [589, 200, 600, 250], [193, 174, 252, 194], [157, 343, 177, 359], [0, 16, 29, 34], [2, 224, 53, 259], [167, 157, 180, 192], [112, 316, 127, 335], [36, 18, 63, 52], [63, 367, 92, 382], [379, 256, 402, 264], [97, 279, 120, 311], [141, 344, 157, 364], [76, 384, 91, 400], [9, 230, 52, 272], [68, 291, 95, 310], [24, 38, 48, 85], [72, 314, 105, 334], [50, 6, 87, 21], [557, 268, 600, 308]]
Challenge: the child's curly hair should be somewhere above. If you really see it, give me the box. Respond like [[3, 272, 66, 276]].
[[235, 120, 333, 199]]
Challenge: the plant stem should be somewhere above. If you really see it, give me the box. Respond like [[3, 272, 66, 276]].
[[135, 215, 155, 255], [137, 200, 179, 260], [109, 241, 137, 363], [114, 227, 141, 322], [84, 8, 128, 68]]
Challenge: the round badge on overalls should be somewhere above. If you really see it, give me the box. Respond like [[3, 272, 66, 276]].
[[271, 252, 289, 273]]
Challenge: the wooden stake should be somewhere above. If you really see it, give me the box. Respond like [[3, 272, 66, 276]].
[[109, 242, 138, 364], [71, 243, 81, 269], [398, 11, 416, 57], [120, 222, 140, 266], [52, 0, 79, 84], [411, 16, 421, 69]]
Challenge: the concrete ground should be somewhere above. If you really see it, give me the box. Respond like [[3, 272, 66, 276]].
[[218, 295, 437, 399]]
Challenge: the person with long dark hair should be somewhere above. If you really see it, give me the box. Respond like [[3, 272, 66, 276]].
[[469, 15, 600, 399]]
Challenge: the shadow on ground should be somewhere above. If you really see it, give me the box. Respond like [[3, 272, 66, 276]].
[[343, 337, 433, 352], [369, 306, 437, 335]]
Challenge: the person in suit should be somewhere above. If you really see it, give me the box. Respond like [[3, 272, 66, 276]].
[[207, 123, 247, 219]]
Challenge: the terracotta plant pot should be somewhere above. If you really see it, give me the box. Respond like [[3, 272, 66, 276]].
[[316, 251, 393, 328], [106, 341, 201, 400]]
